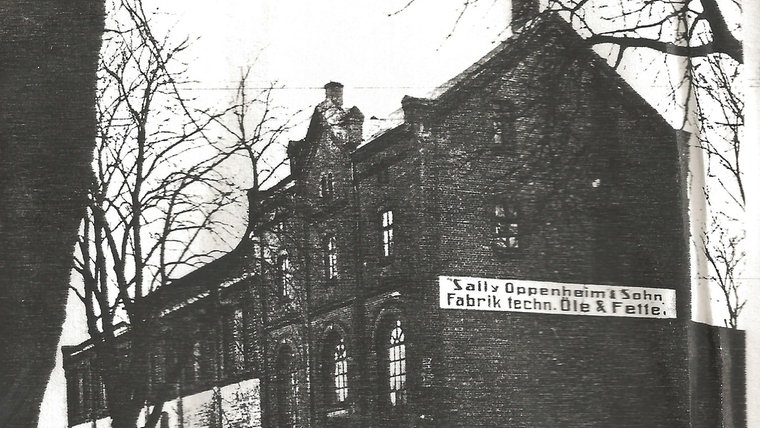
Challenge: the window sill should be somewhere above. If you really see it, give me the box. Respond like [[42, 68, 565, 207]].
[[492, 242, 523, 255], [325, 407, 350, 418], [384, 402, 409, 413]]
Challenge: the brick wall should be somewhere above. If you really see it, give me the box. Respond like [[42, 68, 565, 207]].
[[417, 21, 690, 427]]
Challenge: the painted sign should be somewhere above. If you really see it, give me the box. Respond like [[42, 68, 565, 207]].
[[439, 276, 676, 319]]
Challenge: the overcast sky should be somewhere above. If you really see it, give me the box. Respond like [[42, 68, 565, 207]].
[[158, 0, 517, 132]]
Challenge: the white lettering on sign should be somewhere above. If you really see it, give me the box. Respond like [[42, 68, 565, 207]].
[[439, 276, 676, 319]]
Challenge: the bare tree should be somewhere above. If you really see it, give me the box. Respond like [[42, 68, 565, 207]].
[[549, 0, 742, 63], [206, 68, 298, 426], [214, 67, 292, 193], [68, 1, 287, 426], [691, 51, 745, 327], [222, 69, 326, 428], [220, 72, 327, 426], [401, 0, 741, 62]]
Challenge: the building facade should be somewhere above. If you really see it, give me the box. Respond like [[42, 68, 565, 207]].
[[254, 13, 689, 427], [64, 5, 744, 428]]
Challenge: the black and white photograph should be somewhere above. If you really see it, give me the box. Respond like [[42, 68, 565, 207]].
[[0, 0, 757, 427]]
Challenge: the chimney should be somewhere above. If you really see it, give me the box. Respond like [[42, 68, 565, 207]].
[[344, 106, 364, 150], [512, 0, 539, 31], [324, 81, 344, 107], [401, 95, 432, 125]]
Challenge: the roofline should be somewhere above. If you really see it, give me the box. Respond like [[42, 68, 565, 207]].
[[352, 124, 410, 161], [257, 174, 295, 197], [62, 322, 130, 360], [426, 12, 675, 130], [358, 12, 675, 140]]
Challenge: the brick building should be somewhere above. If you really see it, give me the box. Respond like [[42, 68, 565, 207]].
[[63, 249, 264, 428], [253, 10, 691, 426], [64, 3, 744, 427]]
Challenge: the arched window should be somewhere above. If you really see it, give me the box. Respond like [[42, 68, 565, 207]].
[[276, 346, 298, 428], [385, 319, 406, 407], [324, 333, 349, 405]]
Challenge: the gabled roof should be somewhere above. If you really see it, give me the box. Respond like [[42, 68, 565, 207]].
[[289, 99, 363, 177], [356, 11, 674, 155], [426, 12, 673, 123]]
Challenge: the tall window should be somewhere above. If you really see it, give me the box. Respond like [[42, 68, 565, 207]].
[[325, 334, 349, 405], [381, 210, 394, 257], [492, 119, 505, 145], [278, 253, 293, 299], [490, 100, 514, 146], [319, 172, 334, 199], [97, 376, 107, 410], [225, 308, 246, 375], [324, 235, 337, 280], [76, 374, 85, 414], [277, 347, 298, 428], [183, 340, 202, 384], [494, 203, 519, 249], [150, 350, 165, 386], [288, 366, 299, 426], [192, 341, 202, 381], [386, 320, 407, 407], [377, 167, 389, 184]]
